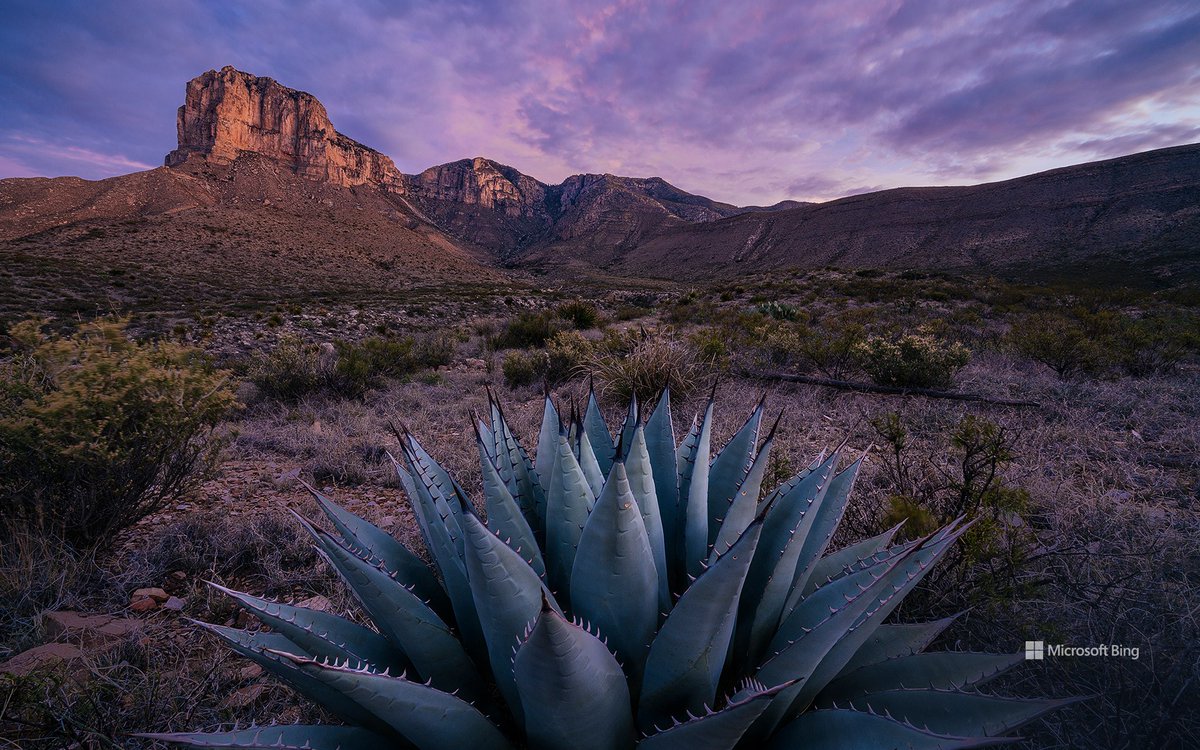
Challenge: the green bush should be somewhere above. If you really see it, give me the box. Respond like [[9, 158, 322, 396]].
[[1006, 311, 1105, 379], [754, 300, 803, 321], [501, 331, 594, 389], [556, 300, 601, 330], [792, 311, 873, 379], [855, 332, 969, 389], [0, 319, 235, 550], [495, 311, 559, 349]]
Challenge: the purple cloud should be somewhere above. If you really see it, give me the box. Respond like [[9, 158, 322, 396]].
[[0, 0, 1196, 204]]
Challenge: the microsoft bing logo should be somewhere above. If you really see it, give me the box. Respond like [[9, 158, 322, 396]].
[[1025, 640, 1045, 660]]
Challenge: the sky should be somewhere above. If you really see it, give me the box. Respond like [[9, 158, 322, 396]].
[[1, 0, 1197, 205]]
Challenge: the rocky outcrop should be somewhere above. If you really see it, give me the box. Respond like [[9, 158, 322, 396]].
[[411, 158, 550, 219], [165, 66, 407, 192]]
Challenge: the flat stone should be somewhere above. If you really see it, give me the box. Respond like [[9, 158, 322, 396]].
[[129, 597, 158, 614], [0, 642, 85, 676], [163, 597, 186, 612], [295, 594, 332, 613], [132, 587, 170, 603], [43, 611, 142, 646], [238, 663, 264, 681]]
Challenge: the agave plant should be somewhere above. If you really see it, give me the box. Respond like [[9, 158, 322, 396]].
[[142, 387, 1070, 749]]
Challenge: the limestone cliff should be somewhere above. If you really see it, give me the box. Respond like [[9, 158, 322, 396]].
[[165, 66, 407, 192]]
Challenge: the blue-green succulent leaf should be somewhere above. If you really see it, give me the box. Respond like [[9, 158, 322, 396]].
[[680, 396, 714, 579], [196, 623, 386, 731], [277, 651, 514, 750], [783, 456, 865, 616], [477, 428, 546, 578], [637, 680, 789, 750], [460, 497, 560, 721], [638, 512, 764, 731], [514, 600, 634, 750], [546, 432, 596, 600], [709, 416, 777, 564], [766, 709, 1016, 750], [837, 615, 961, 676], [818, 651, 1025, 705], [136, 726, 396, 749], [585, 385, 616, 475], [706, 396, 763, 547], [206, 582, 406, 674], [307, 525, 485, 702], [577, 427, 607, 497], [536, 392, 560, 488], [849, 689, 1081, 738], [802, 522, 903, 596], [571, 460, 658, 681], [625, 423, 670, 614], [644, 387, 679, 585], [303, 483, 451, 621]]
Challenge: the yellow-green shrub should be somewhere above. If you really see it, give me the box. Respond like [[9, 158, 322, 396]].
[[0, 319, 235, 550]]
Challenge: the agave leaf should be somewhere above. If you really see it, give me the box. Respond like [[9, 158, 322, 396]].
[[644, 387, 679, 585], [206, 582, 407, 674], [802, 522, 903, 596], [618, 394, 639, 461], [766, 709, 1015, 750], [460, 496, 561, 721], [734, 452, 839, 667], [673, 414, 701, 585], [706, 396, 763, 547], [625, 423, 670, 614], [392, 455, 485, 665], [196, 623, 386, 731], [585, 384, 616, 474], [638, 512, 765, 731], [759, 522, 973, 725], [136, 726, 396, 749], [850, 688, 1081, 738], [837, 614, 961, 676], [680, 395, 715, 579], [571, 460, 659, 681], [490, 397, 546, 536], [535, 391, 560, 488], [817, 651, 1025, 705], [782, 456, 865, 617], [546, 432, 596, 600], [276, 651, 514, 750], [477, 426, 546, 578], [399, 443, 464, 557], [303, 483, 450, 620], [709, 415, 777, 564], [577, 427, 607, 497], [406, 432, 467, 533], [748, 526, 968, 739], [637, 681, 789, 750], [514, 598, 634, 750], [306, 523, 485, 702]]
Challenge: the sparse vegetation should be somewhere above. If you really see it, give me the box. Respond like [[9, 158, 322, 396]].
[[855, 331, 970, 389], [0, 318, 235, 550]]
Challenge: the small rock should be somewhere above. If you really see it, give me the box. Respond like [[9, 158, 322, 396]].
[[43, 612, 142, 646], [129, 597, 158, 614], [238, 663, 264, 681], [163, 597, 186, 612], [133, 587, 170, 603], [221, 683, 266, 710], [296, 594, 333, 613], [170, 571, 188, 581], [379, 515, 397, 529], [0, 642, 86, 676]]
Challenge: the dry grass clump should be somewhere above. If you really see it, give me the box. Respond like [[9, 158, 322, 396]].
[[589, 330, 715, 405]]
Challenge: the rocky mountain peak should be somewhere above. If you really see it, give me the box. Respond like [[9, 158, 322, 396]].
[[164, 66, 406, 192]]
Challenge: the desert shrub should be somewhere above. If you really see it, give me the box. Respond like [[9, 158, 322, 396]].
[[248, 336, 329, 400], [791, 310, 873, 378], [0, 318, 234, 550], [870, 412, 1034, 608], [495, 311, 558, 349], [688, 326, 730, 370], [1006, 311, 1105, 379], [252, 334, 454, 400], [556, 300, 601, 330], [855, 331, 969, 389], [589, 331, 712, 404], [1111, 310, 1200, 376], [755, 300, 804, 321], [502, 331, 594, 388]]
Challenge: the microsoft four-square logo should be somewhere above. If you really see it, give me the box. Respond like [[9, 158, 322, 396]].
[[1025, 640, 1045, 660]]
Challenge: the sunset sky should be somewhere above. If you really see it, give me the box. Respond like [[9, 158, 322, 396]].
[[1, 0, 1197, 205]]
